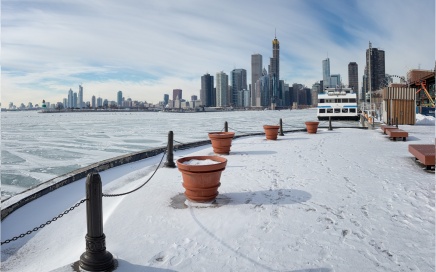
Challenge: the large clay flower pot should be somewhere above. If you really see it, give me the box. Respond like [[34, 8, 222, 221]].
[[263, 125, 280, 140], [176, 156, 227, 202], [305, 121, 320, 134], [208, 132, 235, 155]]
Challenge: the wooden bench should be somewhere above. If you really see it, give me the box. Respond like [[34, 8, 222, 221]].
[[380, 125, 397, 134], [408, 144, 435, 170], [386, 129, 408, 141]]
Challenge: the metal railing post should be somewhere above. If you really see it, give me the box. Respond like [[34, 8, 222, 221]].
[[279, 119, 284, 136], [328, 116, 333, 130], [164, 131, 176, 168], [80, 173, 114, 271], [395, 117, 398, 128], [224, 121, 228, 132]]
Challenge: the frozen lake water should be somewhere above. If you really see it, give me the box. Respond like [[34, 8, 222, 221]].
[[2, 109, 343, 199]]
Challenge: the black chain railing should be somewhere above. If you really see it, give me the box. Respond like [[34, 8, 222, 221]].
[[1, 198, 87, 245], [102, 147, 167, 197]]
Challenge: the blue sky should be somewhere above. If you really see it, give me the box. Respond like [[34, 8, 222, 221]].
[[2, 0, 435, 106]]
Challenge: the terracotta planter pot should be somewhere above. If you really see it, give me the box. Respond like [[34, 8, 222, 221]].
[[176, 156, 227, 202], [263, 125, 280, 140], [208, 132, 235, 155], [305, 121, 320, 134]]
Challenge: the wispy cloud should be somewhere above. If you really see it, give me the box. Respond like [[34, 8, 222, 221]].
[[2, 0, 434, 105]]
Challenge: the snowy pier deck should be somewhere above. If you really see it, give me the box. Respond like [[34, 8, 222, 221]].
[[1, 125, 435, 272]]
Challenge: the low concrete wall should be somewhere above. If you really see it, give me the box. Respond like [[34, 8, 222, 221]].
[[1, 128, 359, 220]]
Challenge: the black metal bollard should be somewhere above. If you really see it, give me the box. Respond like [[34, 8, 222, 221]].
[[224, 121, 228, 132], [164, 131, 176, 168], [79, 173, 114, 271], [279, 119, 284, 136], [328, 116, 333, 131], [395, 117, 398, 128]]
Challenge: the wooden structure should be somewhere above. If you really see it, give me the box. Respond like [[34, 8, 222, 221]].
[[382, 87, 416, 125], [408, 144, 435, 170]]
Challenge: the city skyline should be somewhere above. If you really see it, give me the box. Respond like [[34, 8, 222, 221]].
[[2, 0, 434, 106]]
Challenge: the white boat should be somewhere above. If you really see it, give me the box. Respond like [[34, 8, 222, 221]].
[[317, 87, 359, 121]]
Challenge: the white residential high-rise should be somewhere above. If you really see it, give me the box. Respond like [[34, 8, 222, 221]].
[[68, 89, 74, 108], [78, 85, 84, 108], [216, 71, 228, 107], [251, 54, 262, 107]]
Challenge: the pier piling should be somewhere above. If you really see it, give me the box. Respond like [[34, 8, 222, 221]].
[[328, 116, 333, 131], [79, 173, 114, 271], [279, 119, 284, 136], [164, 131, 176, 168]]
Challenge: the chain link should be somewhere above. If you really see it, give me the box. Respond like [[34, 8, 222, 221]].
[[228, 126, 256, 135], [173, 139, 184, 144], [102, 147, 167, 197], [1, 199, 87, 245]]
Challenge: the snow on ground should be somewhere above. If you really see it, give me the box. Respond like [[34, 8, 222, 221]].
[[1, 122, 435, 272]]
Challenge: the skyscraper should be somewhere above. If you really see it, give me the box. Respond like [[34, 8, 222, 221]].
[[251, 54, 262, 107], [231, 69, 247, 107], [78, 85, 84, 109], [117, 90, 123, 107], [322, 58, 331, 89], [200, 73, 214, 107], [163, 94, 169, 106], [68, 88, 73, 108], [269, 35, 280, 104], [365, 43, 385, 93], [173, 89, 182, 102], [216, 71, 228, 107], [91, 95, 96, 109], [348, 62, 359, 95]]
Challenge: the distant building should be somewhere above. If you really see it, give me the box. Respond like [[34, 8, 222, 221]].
[[269, 35, 280, 105], [330, 74, 341, 88], [348, 62, 359, 96], [163, 94, 169, 106], [117, 91, 123, 107], [91, 95, 96, 109], [78, 85, 84, 108], [201, 73, 214, 107], [364, 43, 385, 93], [311, 82, 321, 106], [97, 97, 103, 108], [173, 89, 182, 103], [251, 54, 262, 107], [68, 89, 74, 108], [191, 95, 197, 101], [73, 92, 78, 108], [322, 58, 331, 89], [231, 69, 247, 107], [216, 71, 229, 107], [256, 68, 270, 107]]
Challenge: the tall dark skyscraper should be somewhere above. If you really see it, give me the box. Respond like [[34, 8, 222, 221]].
[[163, 94, 169, 106], [173, 89, 182, 101], [231, 69, 247, 107], [348, 62, 359, 95], [251, 54, 262, 107], [200, 73, 214, 107], [364, 43, 385, 93], [269, 34, 280, 104]]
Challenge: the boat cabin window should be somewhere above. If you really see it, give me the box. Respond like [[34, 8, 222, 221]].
[[319, 99, 325, 103], [334, 108, 340, 113], [342, 108, 348, 113], [327, 109, 333, 113], [319, 109, 326, 113], [349, 98, 356, 103], [350, 108, 356, 113]]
